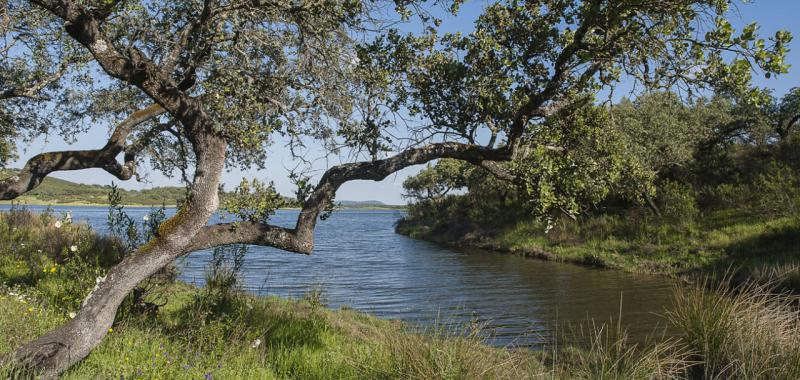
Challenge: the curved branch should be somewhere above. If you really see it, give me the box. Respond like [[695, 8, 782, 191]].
[[187, 142, 512, 254], [0, 104, 164, 199]]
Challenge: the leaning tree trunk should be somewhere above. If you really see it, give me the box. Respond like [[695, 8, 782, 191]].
[[5, 132, 227, 378]]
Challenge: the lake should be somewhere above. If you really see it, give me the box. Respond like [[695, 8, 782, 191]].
[[1, 204, 676, 347]]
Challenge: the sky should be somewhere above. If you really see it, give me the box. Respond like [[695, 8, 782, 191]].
[[9, 0, 800, 205]]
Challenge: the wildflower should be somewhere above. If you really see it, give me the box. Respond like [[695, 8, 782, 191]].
[[37, 249, 42, 253], [68, 312, 76, 319], [108, 328, 113, 333], [251, 338, 262, 348], [143, 215, 150, 221], [50, 266, 57, 273], [54, 220, 62, 229], [65, 211, 72, 223], [70, 245, 78, 252], [27, 307, 33, 313]]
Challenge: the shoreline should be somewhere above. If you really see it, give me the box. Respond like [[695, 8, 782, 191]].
[[394, 219, 624, 272], [0, 200, 406, 211], [394, 215, 800, 293]]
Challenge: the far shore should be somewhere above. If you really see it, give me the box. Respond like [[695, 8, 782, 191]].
[[0, 199, 406, 210]]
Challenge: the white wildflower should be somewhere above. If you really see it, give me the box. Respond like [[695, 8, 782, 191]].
[[95, 275, 107, 284], [143, 215, 150, 221], [70, 245, 78, 252], [54, 220, 62, 229], [251, 338, 262, 348], [68, 312, 76, 319], [544, 217, 554, 234]]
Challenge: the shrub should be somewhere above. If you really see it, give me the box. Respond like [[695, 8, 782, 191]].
[[750, 161, 800, 218], [657, 180, 699, 225]]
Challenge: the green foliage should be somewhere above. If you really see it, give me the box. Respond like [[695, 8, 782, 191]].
[[657, 180, 699, 226], [750, 161, 800, 217], [5, 213, 800, 379], [402, 159, 474, 203], [612, 92, 709, 175], [186, 245, 248, 324], [0, 214, 552, 379], [559, 321, 689, 380], [106, 182, 169, 251], [223, 178, 284, 224], [106, 184, 175, 319], [513, 100, 654, 217], [3, 0, 793, 235]]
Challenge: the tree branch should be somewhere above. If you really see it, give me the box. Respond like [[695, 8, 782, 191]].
[[0, 61, 69, 100], [186, 142, 512, 254], [0, 104, 164, 199], [30, 0, 201, 129]]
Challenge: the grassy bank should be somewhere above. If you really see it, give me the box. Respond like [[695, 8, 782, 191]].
[[0, 208, 545, 379], [3, 208, 800, 379], [396, 208, 800, 291], [0, 283, 549, 379]]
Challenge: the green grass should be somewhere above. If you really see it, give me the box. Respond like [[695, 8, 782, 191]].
[[4, 208, 800, 379]]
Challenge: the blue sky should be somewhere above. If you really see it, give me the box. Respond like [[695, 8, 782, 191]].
[[10, 0, 800, 204]]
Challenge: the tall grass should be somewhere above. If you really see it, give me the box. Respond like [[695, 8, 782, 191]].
[[558, 321, 690, 380], [667, 278, 800, 379]]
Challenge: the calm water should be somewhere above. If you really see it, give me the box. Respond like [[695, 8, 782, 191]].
[[2, 205, 676, 347]]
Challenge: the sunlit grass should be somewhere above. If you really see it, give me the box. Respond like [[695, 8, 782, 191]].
[[5, 208, 800, 379]]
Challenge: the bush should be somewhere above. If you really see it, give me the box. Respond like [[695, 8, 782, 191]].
[[180, 245, 248, 325], [750, 162, 800, 218], [657, 180, 699, 225]]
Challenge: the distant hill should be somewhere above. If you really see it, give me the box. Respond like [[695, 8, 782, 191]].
[[0, 170, 187, 206], [0, 170, 405, 209], [336, 200, 405, 209]]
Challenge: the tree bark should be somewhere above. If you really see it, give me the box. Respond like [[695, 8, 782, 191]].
[[0, 104, 164, 199], [6, 130, 226, 378]]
